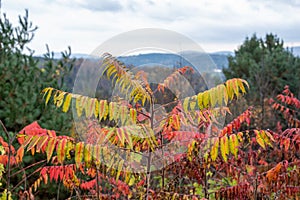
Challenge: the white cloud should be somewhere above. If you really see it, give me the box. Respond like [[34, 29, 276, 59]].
[[2, 0, 300, 54]]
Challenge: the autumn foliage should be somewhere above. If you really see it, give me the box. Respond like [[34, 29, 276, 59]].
[[1, 54, 300, 199]]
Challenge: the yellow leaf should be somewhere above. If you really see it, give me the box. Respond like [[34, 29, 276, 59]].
[[232, 78, 240, 98], [65, 141, 74, 159], [129, 108, 137, 123], [76, 96, 83, 117], [260, 130, 273, 147], [128, 176, 135, 186], [202, 90, 210, 108], [116, 159, 124, 181], [84, 144, 93, 167], [54, 91, 65, 108], [119, 105, 128, 125], [210, 87, 217, 108], [225, 79, 234, 100], [210, 137, 219, 161], [189, 95, 197, 110], [183, 97, 190, 112], [26, 136, 40, 152], [94, 99, 99, 118], [197, 93, 203, 110], [217, 84, 227, 106], [220, 135, 228, 162], [99, 100, 108, 121], [237, 132, 243, 142], [44, 87, 53, 105], [255, 130, 265, 149], [62, 93, 72, 112], [229, 134, 239, 158], [239, 79, 249, 92], [85, 98, 95, 118], [109, 102, 118, 121]]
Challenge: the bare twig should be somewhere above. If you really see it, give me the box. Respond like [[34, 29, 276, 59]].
[[12, 164, 45, 191], [11, 159, 46, 177], [96, 166, 100, 200], [145, 97, 155, 200]]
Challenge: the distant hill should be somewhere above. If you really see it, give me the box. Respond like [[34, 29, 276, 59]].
[[117, 52, 230, 72], [289, 46, 300, 57]]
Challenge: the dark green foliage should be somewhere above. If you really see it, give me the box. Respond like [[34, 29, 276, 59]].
[[223, 33, 300, 99], [223, 33, 300, 128], [0, 10, 74, 133]]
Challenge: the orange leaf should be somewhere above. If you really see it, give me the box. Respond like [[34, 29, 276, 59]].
[[116, 128, 125, 147], [84, 143, 93, 167], [283, 138, 290, 152], [266, 162, 283, 182], [129, 108, 137, 123], [99, 100, 108, 121], [75, 142, 84, 168], [16, 146, 24, 164], [46, 137, 56, 162], [57, 138, 67, 164]]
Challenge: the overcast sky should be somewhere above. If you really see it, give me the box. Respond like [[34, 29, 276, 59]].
[[2, 0, 300, 55]]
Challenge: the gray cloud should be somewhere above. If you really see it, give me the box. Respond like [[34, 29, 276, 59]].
[[3, 0, 300, 54], [81, 0, 123, 12]]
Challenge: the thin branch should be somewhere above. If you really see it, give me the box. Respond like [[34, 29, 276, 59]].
[[56, 180, 61, 200], [153, 99, 179, 112], [145, 97, 155, 200], [10, 159, 46, 177], [12, 163, 45, 191]]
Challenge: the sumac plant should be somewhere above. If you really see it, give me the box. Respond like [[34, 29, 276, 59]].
[[1, 53, 299, 199]]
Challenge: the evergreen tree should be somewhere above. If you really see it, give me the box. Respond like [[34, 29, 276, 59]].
[[223, 33, 300, 128], [0, 10, 74, 133]]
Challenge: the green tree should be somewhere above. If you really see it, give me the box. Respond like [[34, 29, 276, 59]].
[[0, 10, 74, 133], [223, 33, 300, 128]]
